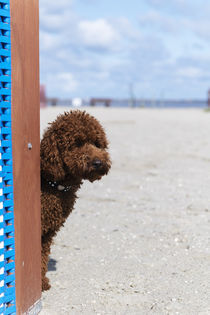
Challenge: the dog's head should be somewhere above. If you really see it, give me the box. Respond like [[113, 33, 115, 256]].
[[41, 110, 111, 182]]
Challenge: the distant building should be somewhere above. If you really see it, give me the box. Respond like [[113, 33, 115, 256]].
[[208, 89, 210, 107], [90, 98, 111, 107], [40, 84, 47, 108]]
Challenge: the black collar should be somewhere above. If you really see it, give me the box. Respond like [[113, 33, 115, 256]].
[[48, 180, 71, 192]]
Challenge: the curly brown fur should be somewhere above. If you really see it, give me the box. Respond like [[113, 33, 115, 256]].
[[41, 110, 111, 291]]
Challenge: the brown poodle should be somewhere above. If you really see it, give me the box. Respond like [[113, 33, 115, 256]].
[[41, 110, 111, 291]]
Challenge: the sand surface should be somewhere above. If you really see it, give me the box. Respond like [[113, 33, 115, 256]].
[[40, 107, 210, 315]]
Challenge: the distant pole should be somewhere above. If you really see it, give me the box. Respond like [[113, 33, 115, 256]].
[[208, 89, 210, 107], [129, 83, 135, 107]]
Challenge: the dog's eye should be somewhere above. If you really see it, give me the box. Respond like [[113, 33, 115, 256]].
[[95, 141, 101, 148], [76, 139, 83, 147]]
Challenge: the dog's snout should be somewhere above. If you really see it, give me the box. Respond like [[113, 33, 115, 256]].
[[92, 159, 102, 169]]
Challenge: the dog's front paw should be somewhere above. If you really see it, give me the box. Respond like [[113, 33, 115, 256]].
[[42, 276, 51, 291]]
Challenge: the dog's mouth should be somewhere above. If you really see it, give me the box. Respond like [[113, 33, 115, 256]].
[[88, 175, 102, 183], [83, 164, 110, 182]]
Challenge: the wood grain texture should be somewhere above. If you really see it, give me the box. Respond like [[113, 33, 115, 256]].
[[10, 0, 41, 313]]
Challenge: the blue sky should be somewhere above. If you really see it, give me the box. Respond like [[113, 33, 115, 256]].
[[40, 0, 210, 100]]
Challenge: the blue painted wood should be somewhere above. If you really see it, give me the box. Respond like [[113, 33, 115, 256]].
[[0, 0, 16, 313]]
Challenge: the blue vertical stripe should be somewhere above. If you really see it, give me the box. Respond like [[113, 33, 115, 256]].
[[0, 0, 16, 314]]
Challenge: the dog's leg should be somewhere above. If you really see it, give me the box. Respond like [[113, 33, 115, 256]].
[[41, 193, 65, 291], [41, 233, 53, 291]]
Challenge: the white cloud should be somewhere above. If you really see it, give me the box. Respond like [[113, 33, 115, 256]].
[[78, 19, 120, 49], [190, 20, 210, 41], [139, 11, 180, 33], [40, 0, 73, 13], [57, 73, 78, 91], [45, 72, 78, 96], [40, 31, 62, 52], [147, 0, 193, 11], [112, 17, 141, 41], [176, 66, 203, 79]]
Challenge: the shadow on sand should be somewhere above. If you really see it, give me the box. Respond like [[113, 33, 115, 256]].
[[48, 258, 57, 271]]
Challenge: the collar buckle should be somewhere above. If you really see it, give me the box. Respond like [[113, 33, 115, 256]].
[[48, 181, 71, 192]]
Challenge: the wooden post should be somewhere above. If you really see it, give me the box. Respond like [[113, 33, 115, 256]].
[[11, 0, 41, 314]]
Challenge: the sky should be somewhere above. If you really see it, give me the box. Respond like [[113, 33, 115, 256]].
[[40, 0, 210, 100]]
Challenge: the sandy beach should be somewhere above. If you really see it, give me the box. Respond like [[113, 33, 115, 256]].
[[40, 107, 210, 315]]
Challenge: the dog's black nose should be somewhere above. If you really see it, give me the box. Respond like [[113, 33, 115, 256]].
[[92, 159, 102, 169]]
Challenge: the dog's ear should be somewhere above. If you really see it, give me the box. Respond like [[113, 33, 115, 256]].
[[40, 132, 65, 181]]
